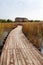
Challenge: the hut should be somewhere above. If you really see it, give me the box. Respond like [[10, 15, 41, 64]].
[[15, 17, 28, 22]]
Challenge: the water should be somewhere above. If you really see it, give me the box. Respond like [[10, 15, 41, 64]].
[[41, 48, 43, 54]]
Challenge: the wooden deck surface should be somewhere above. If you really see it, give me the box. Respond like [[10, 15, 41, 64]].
[[0, 26, 43, 65]]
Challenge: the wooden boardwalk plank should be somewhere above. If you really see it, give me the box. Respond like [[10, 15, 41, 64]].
[[0, 26, 43, 65]]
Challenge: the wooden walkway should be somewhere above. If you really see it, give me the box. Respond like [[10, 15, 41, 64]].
[[0, 26, 43, 65]]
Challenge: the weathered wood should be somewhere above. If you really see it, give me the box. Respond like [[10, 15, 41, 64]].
[[0, 26, 43, 65]]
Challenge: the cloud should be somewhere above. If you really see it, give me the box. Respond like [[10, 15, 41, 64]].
[[0, 0, 43, 20]]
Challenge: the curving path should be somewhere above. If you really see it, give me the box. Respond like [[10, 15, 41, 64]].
[[0, 26, 43, 65]]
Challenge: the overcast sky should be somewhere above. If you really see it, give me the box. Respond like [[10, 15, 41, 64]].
[[0, 0, 43, 20]]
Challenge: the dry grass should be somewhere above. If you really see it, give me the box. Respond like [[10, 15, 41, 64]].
[[0, 22, 43, 48]]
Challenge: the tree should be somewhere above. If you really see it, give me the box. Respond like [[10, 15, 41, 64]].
[[0, 19, 7, 23], [7, 19, 12, 22]]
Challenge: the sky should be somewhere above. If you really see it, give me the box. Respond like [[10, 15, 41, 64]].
[[0, 0, 43, 20]]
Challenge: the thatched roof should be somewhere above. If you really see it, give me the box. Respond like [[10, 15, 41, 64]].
[[15, 17, 28, 22]]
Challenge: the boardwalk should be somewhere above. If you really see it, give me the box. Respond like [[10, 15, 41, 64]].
[[0, 26, 43, 65]]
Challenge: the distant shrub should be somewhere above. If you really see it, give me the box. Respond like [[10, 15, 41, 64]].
[[0, 19, 7, 23], [35, 20, 40, 22], [7, 19, 12, 22], [0, 19, 13, 23], [29, 20, 34, 22]]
